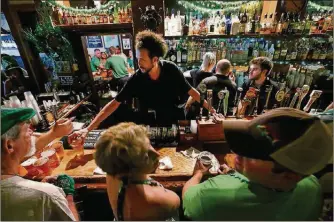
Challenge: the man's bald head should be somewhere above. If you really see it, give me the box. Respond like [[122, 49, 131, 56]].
[[216, 59, 231, 76]]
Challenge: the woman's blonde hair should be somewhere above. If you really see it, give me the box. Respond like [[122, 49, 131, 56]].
[[94, 122, 157, 176], [201, 52, 216, 70]]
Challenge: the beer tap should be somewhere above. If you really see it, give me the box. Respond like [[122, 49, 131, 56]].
[[222, 88, 229, 117], [252, 90, 260, 117], [262, 85, 273, 114], [296, 85, 310, 110], [289, 87, 301, 108], [217, 90, 225, 114], [232, 87, 243, 117], [236, 87, 258, 119], [303, 90, 323, 112], [206, 89, 213, 120], [198, 83, 207, 120], [281, 87, 292, 107]]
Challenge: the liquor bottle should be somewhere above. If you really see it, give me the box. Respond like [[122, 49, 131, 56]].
[[226, 13, 232, 35], [118, 7, 123, 23], [176, 41, 182, 63], [220, 14, 226, 35], [62, 9, 67, 25], [86, 8, 92, 24], [208, 13, 215, 34], [252, 41, 259, 58], [303, 13, 312, 34], [319, 43, 327, 60], [317, 11, 326, 33], [273, 40, 281, 60], [82, 7, 88, 24], [99, 9, 104, 24], [181, 42, 188, 64], [232, 13, 241, 35], [66, 10, 73, 25], [285, 41, 293, 61], [73, 7, 79, 25], [108, 8, 114, 23], [214, 11, 221, 34], [310, 12, 319, 34], [176, 10, 182, 36], [239, 10, 248, 34], [268, 43, 275, 60], [103, 10, 109, 23], [281, 12, 289, 34], [280, 41, 288, 60], [52, 6, 60, 25], [123, 7, 129, 23], [295, 13, 303, 34], [170, 45, 177, 63], [188, 12, 193, 36], [187, 41, 193, 63], [286, 12, 294, 34], [164, 8, 170, 36], [271, 12, 278, 33], [250, 11, 256, 34], [221, 41, 227, 59], [77, 7, 82, 24], [246, 12, 252, 34], [276, 13, 284, 34], [290, 42, 298, 60], [255, 13, 261, 34]]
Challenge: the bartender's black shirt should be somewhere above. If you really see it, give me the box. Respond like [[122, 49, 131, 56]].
[[190, 69, 213, 88], [200, 74, 237, 115], [241, 78, 278, 115], [116, 60, 192, 125]]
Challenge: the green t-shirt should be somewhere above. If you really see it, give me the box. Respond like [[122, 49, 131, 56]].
[[183, 172, 322, 221], [90, 56, 100, 72], [105, 55, 128, 79]]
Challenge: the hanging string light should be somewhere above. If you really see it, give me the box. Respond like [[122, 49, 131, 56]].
[[177, 1, 260, 14], [308, 1, 333, 11], [43, 0, 129, 15]]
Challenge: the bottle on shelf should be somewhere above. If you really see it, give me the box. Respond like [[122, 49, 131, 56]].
[[303, 13, 312, 34], [164, 8, 170, 36], [231, 13, 241, 35], [86, 7, 92, 24], [181, 41, 188, 63], [176, 41, 182, 63], [268, 43, 275, 60], [226, 13, 232, 35], [281, 12, 289, 34], [103, 10, 109, 23], [219, 14, 227, 35], [239, 10, 248, 34]]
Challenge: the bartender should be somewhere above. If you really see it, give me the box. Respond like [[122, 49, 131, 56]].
[[238, 57, 278, 115], [69, 30, 213, 144]]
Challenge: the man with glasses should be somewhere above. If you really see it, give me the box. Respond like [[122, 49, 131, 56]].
[[182, 108, 332, 221], [238, 57, 277, 115]]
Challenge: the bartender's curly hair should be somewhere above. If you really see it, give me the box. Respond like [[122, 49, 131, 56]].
[[135, 30, 168, 59]]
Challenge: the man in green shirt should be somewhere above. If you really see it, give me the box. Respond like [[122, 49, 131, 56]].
[[105, 46, 129, 89], [183, 108, 332, 221], [90, 49, 101, 72]]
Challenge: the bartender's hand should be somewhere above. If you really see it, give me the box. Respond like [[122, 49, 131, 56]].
[[193, 159, 212, 177], [212, 113, 225, 123], [210, 107, 216, 114], [51, 118, 74, 138], [68, 128, 88, 147]]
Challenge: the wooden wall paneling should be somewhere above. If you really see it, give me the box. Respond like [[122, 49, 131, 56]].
[[2, 0, 43, 93]]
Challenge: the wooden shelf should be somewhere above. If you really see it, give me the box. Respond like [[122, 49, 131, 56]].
[[164, 33, 332, 39], [57, 23, 133, 32]]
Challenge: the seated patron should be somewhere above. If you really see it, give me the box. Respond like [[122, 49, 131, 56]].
[[94, 122, 180, 221], [186, 59, 237, 116], [1, 108, 79, 221], [185, 52, 216, 88], [183, 108, 332, 221], [239, 57, 278, 115]]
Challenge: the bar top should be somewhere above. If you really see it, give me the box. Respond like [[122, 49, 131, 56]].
[[46, 148, 235, 191]]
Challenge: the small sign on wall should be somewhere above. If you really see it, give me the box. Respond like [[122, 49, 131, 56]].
[[122, 38, 131, 50], [59, 75, 73, 86]]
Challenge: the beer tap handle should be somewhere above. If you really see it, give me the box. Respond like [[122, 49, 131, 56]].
[[296, 85, 310, 110], [289, 88, 301, 108], [303, 90, 323, 112], [223, 88, 229, 117]]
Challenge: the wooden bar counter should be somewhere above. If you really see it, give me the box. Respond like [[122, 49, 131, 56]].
[[46, 147, 235, 192]]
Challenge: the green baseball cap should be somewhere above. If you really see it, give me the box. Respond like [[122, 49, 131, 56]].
[[1, 108, 36, 135]]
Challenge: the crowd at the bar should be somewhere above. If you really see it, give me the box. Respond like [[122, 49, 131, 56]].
[[1, 30, 333, 221]]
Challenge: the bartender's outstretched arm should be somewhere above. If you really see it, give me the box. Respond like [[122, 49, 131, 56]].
[[68, 99, 121, 146]]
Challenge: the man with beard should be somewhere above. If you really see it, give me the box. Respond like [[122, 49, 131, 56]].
[[69, 31, 213, 145], [1, 108, 79, 221], [239, 57, 278, 115]]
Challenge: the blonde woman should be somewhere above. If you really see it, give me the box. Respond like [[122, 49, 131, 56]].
[[95, 122, 180, 221]]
